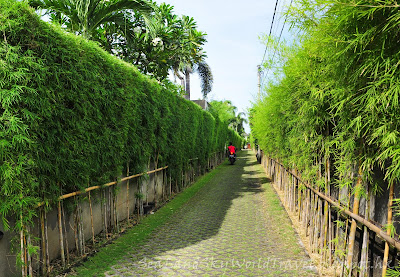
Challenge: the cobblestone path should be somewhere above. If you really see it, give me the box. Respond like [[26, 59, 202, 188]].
[[105, 151, 317, 276]]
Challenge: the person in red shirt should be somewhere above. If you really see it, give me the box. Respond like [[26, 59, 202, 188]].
[[228, 142, 236, 158]]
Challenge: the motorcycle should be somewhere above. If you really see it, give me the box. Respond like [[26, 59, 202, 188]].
[[228, 152, 236, 165]]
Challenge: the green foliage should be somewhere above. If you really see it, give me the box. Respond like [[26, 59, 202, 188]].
[[251, 0, 400, 195], [0, 0, 237, 234]]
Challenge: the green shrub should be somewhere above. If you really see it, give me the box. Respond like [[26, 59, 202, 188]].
[[0, 0, 241, 231]]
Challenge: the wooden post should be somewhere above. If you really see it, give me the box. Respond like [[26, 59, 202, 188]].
[[382, 181, 394, 277]]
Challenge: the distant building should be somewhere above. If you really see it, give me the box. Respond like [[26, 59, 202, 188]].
[[191, 100, 209, 110]]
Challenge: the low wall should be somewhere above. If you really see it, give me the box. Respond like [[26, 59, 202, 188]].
[[0, 153, 224, 276]]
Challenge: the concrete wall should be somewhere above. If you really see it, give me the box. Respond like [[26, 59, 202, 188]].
[[0, 168, 166, 276], [0, 153, 224, 276]]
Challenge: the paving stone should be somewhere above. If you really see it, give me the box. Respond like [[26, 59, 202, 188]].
[[105, 151, 317, 276]]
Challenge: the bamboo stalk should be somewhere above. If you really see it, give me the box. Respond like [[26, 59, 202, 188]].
[[88, 191, 95, 245], [35, 166, 169, 208], [40, 208, 46, 276], [359, 184, 370, 277], [57, 201, 66, 267], [346, 164, 363, 276], [102, 189, 107, 238], [23, 231, 27, 276], [340, 189, 352, 277], [298, 179, 302, 220], [44, 210, 50, 275], [61, 201, 70, 264], [382, 181, 394, 277], [113, 187, 119, 233], [322, 157, 330, 262], [126, 161, 130, 224], [20, 214, 26, 277], [26, 226, 33, 276], [79, 199, 85, 255], [73, 202, 79, 255], [328, 205, 332, 266]]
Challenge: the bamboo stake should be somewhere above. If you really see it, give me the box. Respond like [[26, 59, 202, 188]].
[[76, 201, 81, 256], [308, 190, 313, 248], [40, 208, 47, 276], [340, 189, 352, 277], [328, 205, 332, 266], [61, 201, 70, 264], [44, 210, 50, 275], [346, 164, 363, 276], [88, 191, 95, 245], [126, 161, 130, 224], [323, 157, 330, 262], [23, 231, 27, 276], [79, 199, 85, 255], [57, 201, 66, 267], [108, 187, 112, 230], [26, 226, 33, 276], [102, 189, 107, 238], [319, 198, 324, 253], [113, 187, 119, 233], [20, 214, 26, 277], [73, 202, 79, 256], [298, 179, 302, 220], [382, 181, 394, 277], [359, 184, 370, 277]]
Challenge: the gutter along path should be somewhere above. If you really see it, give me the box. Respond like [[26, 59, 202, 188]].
[[93, 151, 318, 276]]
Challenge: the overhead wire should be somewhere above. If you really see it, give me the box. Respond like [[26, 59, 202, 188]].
[[260, 0, 294, 88], [260, 0, 280, 67]]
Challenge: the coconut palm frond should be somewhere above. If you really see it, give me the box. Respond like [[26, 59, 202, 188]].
[[197, 61, 213, 99]]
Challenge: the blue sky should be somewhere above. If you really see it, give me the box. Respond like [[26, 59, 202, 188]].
[[155, 0, 292, 132]]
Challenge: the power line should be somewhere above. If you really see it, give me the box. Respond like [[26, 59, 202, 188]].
[[260, 0, 294, 88], [260, 0, 280, 67]]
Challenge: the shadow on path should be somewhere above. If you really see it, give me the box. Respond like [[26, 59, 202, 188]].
[[106, 151, 317, 276]]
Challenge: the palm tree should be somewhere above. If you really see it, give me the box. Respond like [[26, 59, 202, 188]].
[[233, 112, 248, 135], [29, 0, 154, 40], [170, 16, 213, 100]]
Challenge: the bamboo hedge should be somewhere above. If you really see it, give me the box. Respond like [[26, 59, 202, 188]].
[[0, 0, 243, 272], [251, 0, 400, 276]]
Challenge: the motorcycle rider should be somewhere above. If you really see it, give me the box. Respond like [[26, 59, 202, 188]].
[[228, 142, 236, 159]]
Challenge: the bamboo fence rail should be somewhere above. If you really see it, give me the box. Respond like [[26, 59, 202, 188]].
[[35, 166, 169, 208]]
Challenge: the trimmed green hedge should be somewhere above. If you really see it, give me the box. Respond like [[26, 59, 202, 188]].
[[0, 0, 242, 227]]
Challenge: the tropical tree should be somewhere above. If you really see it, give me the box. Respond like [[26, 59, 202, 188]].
[[208, 100, 237, 125], [170, 15, 213, 100], [231, 112, 247, 135], [208, 100, 246, 135], [28, 0, 154, 40]]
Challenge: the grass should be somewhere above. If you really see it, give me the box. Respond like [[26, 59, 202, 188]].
[[71, 162, 226, 276]]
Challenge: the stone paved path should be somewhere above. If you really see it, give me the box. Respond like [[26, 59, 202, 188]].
[[105, 151, 318, 276]]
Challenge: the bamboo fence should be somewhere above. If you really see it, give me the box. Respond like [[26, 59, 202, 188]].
[[259, 151, 399, 277], [17, 152, 225, 276]]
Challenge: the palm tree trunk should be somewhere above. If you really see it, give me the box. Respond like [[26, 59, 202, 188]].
[[185, 70, 191, 100]]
